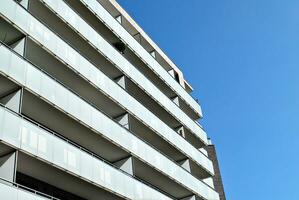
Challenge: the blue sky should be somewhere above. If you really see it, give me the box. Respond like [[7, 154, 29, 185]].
[[117, 0, 299, 199]]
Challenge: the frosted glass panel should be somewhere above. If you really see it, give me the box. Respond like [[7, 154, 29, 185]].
[[91, 108, 101, 131], [35, 195, 48, 200], [67, 144, 81, 174], [103, 164, 112, 188], [9, 55, 26, 84], [17, 189, 37, 200], [0, 109, 4, 139], [37, 131, 53, 161], [80, 151, 93, 180], [2, 111, 21, 147], [29, 19, 44, 45], [68, 94, 81, 119], [20, 120, 39, 154], [0, 183, 18, 200], [80, 102, 91, 125], [55, 83, 68, 109], [92, 158, 105, 185], [0, 45, 11, 73], [40, 74, 56, 103], [52, 139, 67, 168], [25, 66, 41, 94]]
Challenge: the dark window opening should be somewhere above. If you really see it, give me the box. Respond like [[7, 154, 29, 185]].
[[174, 72, 180, 83], [16, 172, 86, 200]]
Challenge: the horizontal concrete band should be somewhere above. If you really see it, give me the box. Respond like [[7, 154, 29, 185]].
[[41, 0, 208, 145], [0, 41, 219, 200], [79, 0, 202, 116], [0, 106, 172, 200]]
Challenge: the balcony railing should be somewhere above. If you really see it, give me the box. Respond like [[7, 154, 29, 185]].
[[0, 40, 219, 200], [0, 177, 60, 200], [39, 0, 208, 146], [80, 0, 202, 116], [0, 105, 174, 200], [1, 0, 214, 176]]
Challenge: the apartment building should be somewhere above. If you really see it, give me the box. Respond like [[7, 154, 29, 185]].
[[0, 0, 222, 199]]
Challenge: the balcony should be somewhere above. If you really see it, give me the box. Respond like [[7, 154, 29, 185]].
[[31, 0, 209, 146], [0, 107, 171, 200], [82, 0, 203, 119], [0, 40, 219, 200], [0, 0, 214, 177]]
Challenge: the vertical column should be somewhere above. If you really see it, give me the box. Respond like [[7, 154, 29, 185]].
[[0, 88, 23, 113], [150, 50, 156, 59], [113, 156, 134, 176], [175, 125, 185, 138], [0, 151, 18, 183], [114, 75, 126, 90], [114, 113, 130, 130], [171, 96, 180, 107], [115, 15, 122, 24], [168, 69, 175, 78], [112, 73, 134, 175], [9, 37, 26, 57], [177, 158, 191, 173]]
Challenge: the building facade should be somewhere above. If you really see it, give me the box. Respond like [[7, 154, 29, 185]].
[[0, 0, 223, 199], [205, 141, 226, 200]]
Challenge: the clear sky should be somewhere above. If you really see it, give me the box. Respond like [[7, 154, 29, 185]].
[[117, 0, 299, 199]]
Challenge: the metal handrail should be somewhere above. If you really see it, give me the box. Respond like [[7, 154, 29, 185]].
[[0, 177, 60, 200], [0, 26, 214, 197], [51, 0, 206, 140], [0, 103, 176, 199], [2, 2, 217, 194], [82, 0, 202, 109], [5, 0, 212, 166], [41, 0, 209, 159], [0, 19, 214, 196]]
